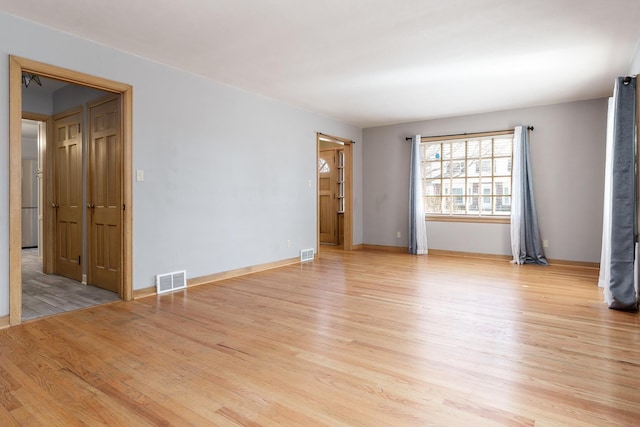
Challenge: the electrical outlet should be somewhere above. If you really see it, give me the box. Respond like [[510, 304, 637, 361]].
[[136, 169, 144, 182], [543, 240, 549, 248], [396, 231, 401, 238]]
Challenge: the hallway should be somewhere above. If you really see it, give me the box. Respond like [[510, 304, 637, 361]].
[[21, 248, 119, 321]]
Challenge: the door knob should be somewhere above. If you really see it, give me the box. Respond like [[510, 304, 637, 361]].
[[51, 203, 59, 208], [87, 203, 95, 209]]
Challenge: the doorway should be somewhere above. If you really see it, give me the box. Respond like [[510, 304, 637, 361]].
[[9, 56, 133, 326], [316, 133, 353, 252]]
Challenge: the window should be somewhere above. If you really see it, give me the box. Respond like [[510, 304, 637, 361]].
[[421, 131, 514, 219]]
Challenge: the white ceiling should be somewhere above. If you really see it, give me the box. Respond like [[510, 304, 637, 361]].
[[3, 0, 640, 128]]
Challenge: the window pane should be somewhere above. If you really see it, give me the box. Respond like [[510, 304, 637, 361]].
[[452, 199, 466, 214], [481, 197, 492, 212], [451, 141, 465, 159], [442, 161, 451, 178], [481, 179, 492, 212], [494, 157, 511, 175], [499, 196, 511, 213], [494, 177, 511, 195], [467, 159, 479, 177], [467, 140, 480, 157], [495, 195, 510, 213], [442, 143, 451, 160], [467, 178, 480, 194], [425, 144, 441, 161], [425, 196, 441, 214], [481, 140, 492, 157], [452, 160, 465, 177], [441, 196, 452, 214], [425, 161, 442, 179], [452, 179, 465, 208], [494, 138, 512, 156], [424, 180, 442, 196], [481, 159, 491, 175], [466, 196, 479, 214], [442, 180, 451, 196]]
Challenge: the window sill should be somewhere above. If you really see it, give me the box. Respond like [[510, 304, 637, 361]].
[[426, 215, 510, 224]]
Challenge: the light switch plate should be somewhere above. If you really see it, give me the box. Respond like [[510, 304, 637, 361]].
[[136, 169, 144, 182]]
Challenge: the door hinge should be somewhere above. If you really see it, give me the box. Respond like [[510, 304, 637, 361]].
[[78, 255, 81, 265], [78, 124, 81, 132], [122, 204, 126, 211]]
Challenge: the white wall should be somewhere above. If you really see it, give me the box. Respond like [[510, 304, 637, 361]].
[[363, 98, 608, 262], [0, 12, 363, 316]]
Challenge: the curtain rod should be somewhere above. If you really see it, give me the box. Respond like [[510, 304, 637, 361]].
[[404, 126, 534, 141]]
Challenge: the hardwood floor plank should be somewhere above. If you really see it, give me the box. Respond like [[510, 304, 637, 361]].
[[1, 249, 639, 425]]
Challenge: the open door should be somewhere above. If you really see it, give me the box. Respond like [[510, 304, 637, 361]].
[[87, 96, 122, 293], [52, 110, 83, 282]]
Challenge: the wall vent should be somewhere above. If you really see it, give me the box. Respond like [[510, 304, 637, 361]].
[[156, 270, 187, 294], [300, 248, 315, 262]]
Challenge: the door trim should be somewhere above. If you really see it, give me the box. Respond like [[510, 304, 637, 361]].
[[316, 132, 353, 252], [9, 56, 133, 325]]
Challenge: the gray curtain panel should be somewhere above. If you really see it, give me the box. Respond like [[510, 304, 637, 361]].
[[608, 76, 637, 311], [514, 127, 548, 265], [408, 135, 427, 255]]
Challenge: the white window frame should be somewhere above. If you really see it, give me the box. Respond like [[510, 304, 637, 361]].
[[420, 130, 514, 223]]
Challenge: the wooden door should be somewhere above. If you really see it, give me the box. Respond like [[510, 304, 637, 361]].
[[88, 97, 121, 293], [53, 111, 83, 281], [319, 150, 337, 244]]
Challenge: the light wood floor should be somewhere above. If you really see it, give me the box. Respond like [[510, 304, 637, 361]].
[[1, 248, 638, 426]]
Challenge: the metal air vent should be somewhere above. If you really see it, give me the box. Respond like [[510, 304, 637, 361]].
[[156, 270, 187, 294]]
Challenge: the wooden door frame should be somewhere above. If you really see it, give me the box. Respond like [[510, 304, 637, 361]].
[[316, 132, 353, 252], [9, 56, 133, 325]]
